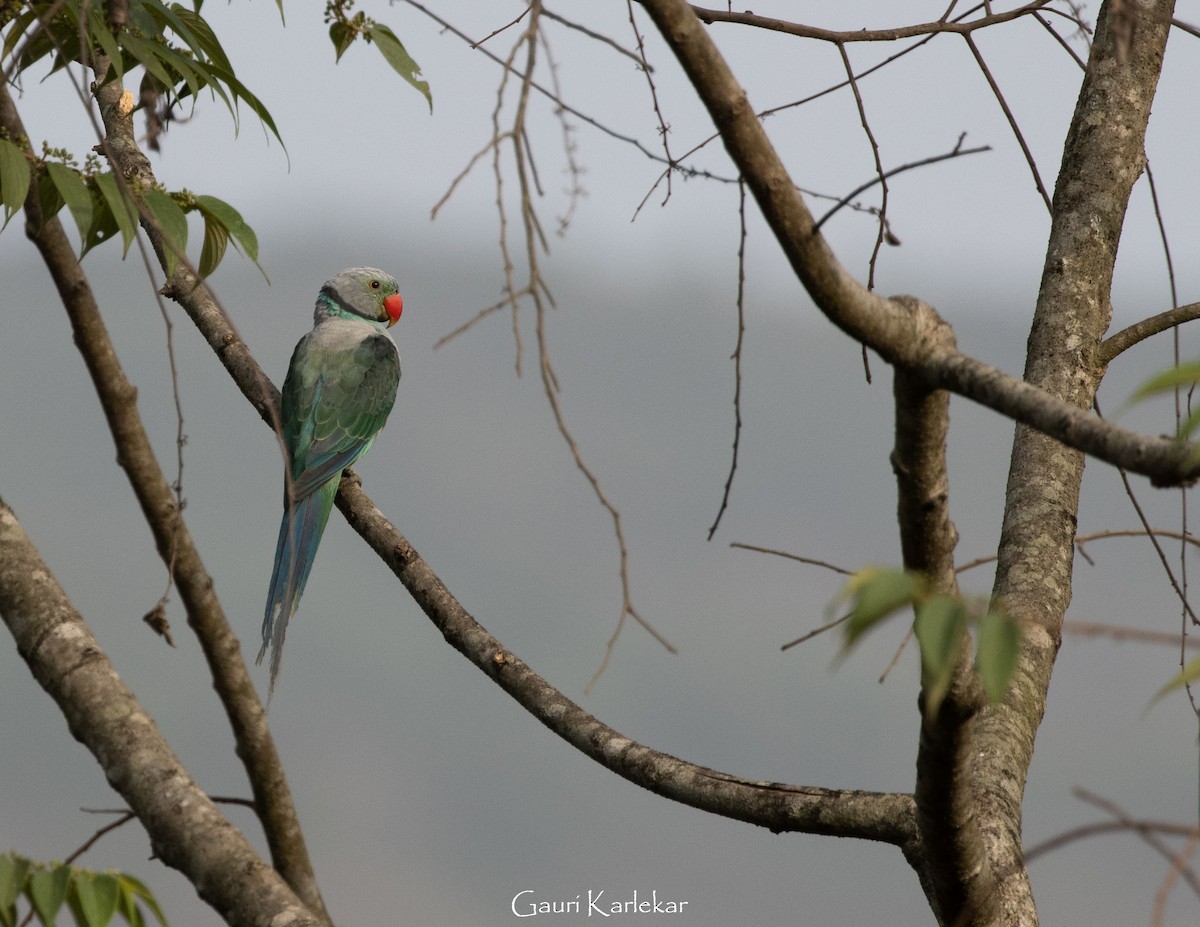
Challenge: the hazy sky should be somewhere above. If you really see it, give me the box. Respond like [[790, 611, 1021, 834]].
[[3, 3, 1200, 925]]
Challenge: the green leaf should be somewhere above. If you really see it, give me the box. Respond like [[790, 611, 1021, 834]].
[[975, 609, 1020, 703], [114, 874, 167, 927], [0, 854, 31, 927], [367, 23, 432, 112], [197, 210, 228, 279], [1, 8, 40, 68], [193, 195, 257, 259], [86, 6, 125, 84], [0, 139, 31, 228], [141, 188, 189, 278], [37, 171, 65, 227], [93, 172, 139, 255], [193, 194, 266, 279], [329, 21, 356, 62], [117, 33, 179, 98], [82, 188, 123, 258], [913, 595, 968, 717], [45, 162, 93, 242], [28, 864, 71, 927], [1149, 651, 1200, 710], [1132, 361, 1200, 402], [116, 888, 145, 927], [73, 872, 119, 927], [171, 7, 234, 73], [839, 566, 926, 651]]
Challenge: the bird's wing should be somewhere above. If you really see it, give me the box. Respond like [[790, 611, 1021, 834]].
[[283, 331, 400, 501]]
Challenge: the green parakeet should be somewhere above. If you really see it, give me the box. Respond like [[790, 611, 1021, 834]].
[[259, 267, 403, 701]]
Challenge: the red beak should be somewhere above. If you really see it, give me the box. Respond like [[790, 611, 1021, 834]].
[[384, 293, 404, 328]]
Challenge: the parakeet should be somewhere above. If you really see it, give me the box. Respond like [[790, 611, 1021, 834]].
[[259, 266, 403, 702]]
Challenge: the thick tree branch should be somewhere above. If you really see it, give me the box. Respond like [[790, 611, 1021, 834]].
[[0, 501, 323, 927], [0, 72, 328, 922], [979, 2, 1177, 926], [634, 0, 1200, 488], [891, 304, 991, 922], [336, 472, 919, 844]]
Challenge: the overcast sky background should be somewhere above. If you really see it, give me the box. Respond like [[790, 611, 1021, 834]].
[[4, 2, 1200, 924]]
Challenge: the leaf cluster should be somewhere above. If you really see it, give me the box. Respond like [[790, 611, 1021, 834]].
[[324, 0, 431, 110], [0, 853, 166, 927], [3, 1, 282, 144], [837, 566, 1020, 717], [0, 136, 260, 277]]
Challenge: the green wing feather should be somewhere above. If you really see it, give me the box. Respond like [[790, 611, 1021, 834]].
[[283, 331, 400, 500]]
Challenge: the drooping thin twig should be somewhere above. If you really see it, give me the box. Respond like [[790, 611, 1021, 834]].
[[1025, 816, 1200, 866], [836, 40, 890, 288], [963, 32, 1052, 212], [707, 178, 747, 540], [403, 0, 725, 180], [1095, 399, 1200, 628], [436, 4, 675, 688], [627, 0, 676, 206]]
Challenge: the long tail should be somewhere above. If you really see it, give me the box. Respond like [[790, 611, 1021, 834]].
[[258, 479, 338, 704]]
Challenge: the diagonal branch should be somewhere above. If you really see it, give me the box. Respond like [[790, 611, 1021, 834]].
[[632, 0, 1200, 486], [0, 501, 323, 927], [690, 1, 1056, 42]]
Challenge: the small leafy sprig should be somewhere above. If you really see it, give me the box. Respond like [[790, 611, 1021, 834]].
[[0, 852, 167, 927], [837, 566, 1020, 717], [324, 0, 431, 111]]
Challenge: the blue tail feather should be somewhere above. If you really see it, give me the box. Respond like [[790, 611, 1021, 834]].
[[258, 480, 338, 703]]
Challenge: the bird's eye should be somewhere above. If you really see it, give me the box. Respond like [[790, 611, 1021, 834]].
[[370, 280, 381, 289]]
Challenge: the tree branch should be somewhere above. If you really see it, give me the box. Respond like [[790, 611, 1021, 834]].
[[635, 0, 1200, 489], [891, 304, 991, 922], [1098, 300, 1200, 363], [0, 501, 323, 927], [689, 1, 1056, 42], [0, 67, 328, 922], [979, 1, 1177, 924]]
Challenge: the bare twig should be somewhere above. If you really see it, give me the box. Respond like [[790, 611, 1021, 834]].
[[627, 0, 675, 205], [836, 41, 890, 287], [814, 135, 991, 232], [707, 178, 747, 540], [729, 542, 852, 575], [689, 1, 1056, 42], [963, 32, 1052, 212], [1063, 620, 1200, 649], [781, 612, 851, 651]]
